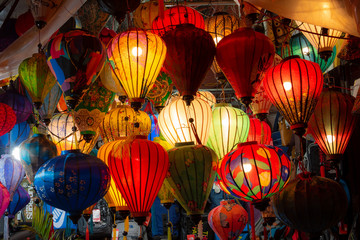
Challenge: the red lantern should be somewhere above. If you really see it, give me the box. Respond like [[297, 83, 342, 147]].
[[308, 88, 357, 160], [15, 10, 34, 36], [0, 103, 16, 137], [216, 27, 275, 107], [162, 24, 216, 104], [263, 56, 323, 136], [247, 118, 272, 145], [152, 6, 204, 37], [99, 27, 117, 46], [108, 136, 169, 225]]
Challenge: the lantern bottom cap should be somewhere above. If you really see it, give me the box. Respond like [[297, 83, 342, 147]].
[[175, 141, 195, 147], [240, 96, 253, 108], [189, 214, 202, 225], [252, 198, 270, 212]]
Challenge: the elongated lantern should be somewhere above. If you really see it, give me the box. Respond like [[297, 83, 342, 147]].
[[133, 0, 162, 30], [38, 83, 62, 126], [7, 185, 30, 218], [0, 155, 25, 200], [249, 82, 273, 121], [247, 118, 272, 145]]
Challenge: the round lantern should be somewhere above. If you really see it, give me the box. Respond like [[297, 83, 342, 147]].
[[7, 185, 30, 219], [0, 183, 10, 219], [162, 24, 216, 104], [158, 97, 212, 146], [147, 71, 174, 113], [0, 103, 16, 137], [249, 82, 273, 121], [18, 52, 57, 109], [273, 174, 347, 234], [216, 27, 275, 107], [208, 200, 248, 240], [164, 142, 217, 224], [152, 6, 205, 37], [99, 62, 126, 96], [133, 0, 162, 30], [38, 83, 63, 126], [99, 105, 151, 144], [108, 136, 169, 225], [218, 142, 290, 209], [263, 56, 323, 136], [308, 88, 357, 160], [247, 118, 272, 145], [107, 29, 166, 111], [196, 91, 216, 108], [34, 150, 110, 224], [0, 154, 25, 201], [207, 103, 249, 160], [19, 134, 58, 184], [0, 89, 32, 124]]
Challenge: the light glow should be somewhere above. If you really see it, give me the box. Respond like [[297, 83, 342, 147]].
[[302, 47, 310, 55], [131, 47, 143, 57], [326, 134, 335, 143], [283, 82, 292, 91], [12, 147, 21, 161], [243, 163, 252, 173], [213, 37, 223, 45]]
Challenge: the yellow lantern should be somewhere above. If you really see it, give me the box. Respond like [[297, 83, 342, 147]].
[[107, 29, 167, 111], [99, 62, 126, 97], [133, 0, 163, 30], [196, 90, 217, 108], [157, 183, 175, 207], [99, 105, 151, 144], [158, 96, 212, 146]]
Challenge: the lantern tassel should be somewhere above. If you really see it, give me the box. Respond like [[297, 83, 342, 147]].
[[89, 215, 94, 234], [197, 220, 203, 239], [250, 204, 256, 240], [86, 222, 90, 240], [123, 216, 129, 240], [159, 0, 165, 19], [319, 149, 326, 177], [167, 209, 172, 240], [4, 215, 8, 240]]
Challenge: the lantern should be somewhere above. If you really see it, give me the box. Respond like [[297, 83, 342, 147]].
[[0, 103, 16, 137], [19, 134, 58, 184], [247, 118, 272, 145], [0, 155, 25, 201], [158, 97, 212, 146], [108, 136, 169, 225], [207, 103, 249, 160], [57, 94, 67, 113], [46, 29, 105, 109], [38, 83, 63, 126], [27, 0, 59, 29], [249, 82, 273, 121], [308, 88, 357, 161], [107, 29, 166, 111], [18, 52, 57, 109], [152, 6, 205, 37], [164, 142, 217, 224], [99, 27, 117, 46], [153, 135, 173, 151], [295, 21, 342, 61], [99, 105, 151, 144], [196, 91, 216, 108], [208, 200, 248, 240], [0, 89, 32, 124], [273, 174, 347, 235], [147, 71, 174, 113], [218, 142, 290, 210], [216, 27, 275, 107], [133, 0, 162, 30], [99, 62, 126, 96], [97, 0, 140, 23], [263, 56, 324, 136], [162, 24, 216, 104], [157, 183, 174, 208], [0, 183, 10, 219], [7, 185, 30, 219], [0, 122, 30, 152], [15, 10, 34, 36], [34, 150, 110, 224]]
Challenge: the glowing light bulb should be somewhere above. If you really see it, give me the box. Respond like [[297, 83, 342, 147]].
[[131, 47, 143, 56], [12, 147, 21, 161], [302, 47, 310, 55], [243, 163, 252, 173], [213, 37, 222, 45], [326, 135, 335, 143], [283, 82, 292, 91]]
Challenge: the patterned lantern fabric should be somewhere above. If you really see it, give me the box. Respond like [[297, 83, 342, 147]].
[[7, 185, 30, 218], [0, 183, 9, 219], [247, 118, 272, 145], [218, 142, 290, 202], [0, 90, 32, 124], [152, 6, 205, 37], [0, 103, 16, 137], [0, 121, 30, 150], [208, 200, 248, 240], [147, 71, 174, 112], [99, 62, 126, 96], [0, 154, 25, 200], [249, 82, 273, 117], [133, 0, 162, 30], [196, 91, 216, 108], [38, 83, 63, 125], [157, 183, 174, 205]]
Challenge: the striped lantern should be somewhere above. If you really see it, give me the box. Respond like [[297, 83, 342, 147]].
[[0, 103, 16, 137], [196, 91, 217, 108], [247, 118, 272, 145], [249, 82, 273, 121], [133, 0, 162, 30], [38, 83, 62, 126]]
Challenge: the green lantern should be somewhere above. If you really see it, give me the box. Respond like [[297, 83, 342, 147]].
[[207, 103, 250, 160], [146, 71, 174, 113], [279, 33, 336, 73], [164, 142, 217, 224], [18, 53, 57, 109]]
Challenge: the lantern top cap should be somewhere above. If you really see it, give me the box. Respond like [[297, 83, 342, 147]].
[[220, 199, 235, 205], [214, 103, 232, 108], [281, 55, 301, 63], [61, 149, 81, 155], [175, 141, 195, 147], [212, 12, 229, 16], [32, 133, 45, 138], [237, 141, 258, 148], [134, 135, 148, 140]]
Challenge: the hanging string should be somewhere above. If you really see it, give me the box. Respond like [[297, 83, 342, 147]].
[[113, 211, 117, 240], [189, 119, 202, 145], [167, 209, 172, 240], [250, 203, 256, 240], [263, 224, 268, 240]]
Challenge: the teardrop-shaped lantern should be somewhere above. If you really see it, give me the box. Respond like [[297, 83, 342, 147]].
[[7, 185, 30, 219], [99, 62, 126, 96], [0, 121, 30, 152], [0, 154, 25, 200], [249, 82, 273, 121], [247, 118, 272, 145], [216, 27, 275, 107], [162, 24, 216, 104], [38, 83, 63, 126], [133, 0, 162, 30], [147, 71, 174, 113], [196, 91, 216, 108], [107, 29, 166, 111], [0, 103, 16, 137], [157, 183, 174, 207]]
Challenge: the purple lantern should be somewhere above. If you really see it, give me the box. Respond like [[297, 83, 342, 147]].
[[0, 89, 32, 124]]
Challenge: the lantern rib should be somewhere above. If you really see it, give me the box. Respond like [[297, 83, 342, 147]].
[[143, 142, 152, 212], [336, 95, 346, 154], [250, 145, 262, 200], [172, 149, 192, 206], [227, 151, 249, 198], [263, 146, 274, 198]]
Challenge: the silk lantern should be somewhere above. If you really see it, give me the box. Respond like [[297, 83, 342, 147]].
[[158, 97, 212, 146], [216, 27, 275, 107], [247, 118, 272, 145], [7, 185, 30, 218], [97, 0, 140, 23], [162, 24, 216, 104], [38, 83, 63, 126], [108, 136, 169, 225], [249, 82, 273, 121], [34, 150, 110, 224], [147, 71, 174, 113], [0, 183, 10, 219], [263, 56, 323, 136], [0, 121, 30, 152], [133, 0, 162, 30], [207, 103, 249, 160], [56, 94, 67, 113], [99, 62, 126, 97], [99, 27, 117, 46], [0, 103, 16, 137], [107, 29, 166, 111], [0, 155, 25, 200], [196, 91, 216, 108], [157, 183, 174, 208], [0, 89, 32, 124], [308, 88, 357, 161], [152, 6, 205, 37]]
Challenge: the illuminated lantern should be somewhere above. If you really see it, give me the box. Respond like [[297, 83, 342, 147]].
[[38, 83, 63, 126], [0, 103, 16, 137], [147, 71, 174, 113], [153, 135, 173, 151], [0, 122, 30, 152], [152, 6, 205, 37], [133, 0, 162, 30], [196, 91, 217, 108], [296, 21, 342, 61], [99, 62, 126, 97], [247, 118, 272, 145], [99, 105, 151, 144], [249, 82, 273, 121], [108, 136, 169, 225], [56, 94, 67, 113], [107, 29, 166, 111], [207, 103, 249, 160], [164, 142, 217, 224], [162, 24, 216, 104], [218, 142, 290, 210], [0, 89, 32, 124], [0, 154, 25, 200], [0, 183, 10, 219], [18, 52, 57, 109], [208, 200, 248, 240], [99, 27, 117, 46], [46, 29, 105, 109], [204, 12, 240, 82], [263, 56, 323, 136], [273, 174, 347, 234], [308, 88, 357, 161], [7, 185, 30, 219], [27, 0, 59, 29], [216, 28, 275, 107], [158, 97, 212, 146]]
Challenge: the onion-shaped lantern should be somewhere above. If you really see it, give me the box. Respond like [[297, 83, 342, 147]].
[[196, 91, 216, 108], [99, 105, 151, 144], [107, 29, 166, 111], [15, 10, 34, 36], [158, 97, 212, 146], [308, 88, 357, 161], [0, 103, 16, 137], [263, 56, 323, 136], [99, 62, 126, 96], [38, 83, 62, 126], [207, 103, 249, 160], [0, 154, 25, 200], [99, 27, 117, 46], [108, 136, 169, 225], [147, 71, 174, 113], [218, 142, 290, 210], [152, 6, 205, 37], [0, 122, 30, 152], [216, 28, 275, 107], [162, 24, 216, 104], [0, 89, 32, 124], [157, 183, 174, 208], [247, 118, 272, 145], [97, 0, 140, 23], [249, 82, 273, 121], [7, 185, 30, 219], [133, 0, 163, 30]]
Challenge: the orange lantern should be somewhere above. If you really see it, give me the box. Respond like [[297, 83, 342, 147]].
[[249, 82, 273, 121], [247, 117, 272, 145]]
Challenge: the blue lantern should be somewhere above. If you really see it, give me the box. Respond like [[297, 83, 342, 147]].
[[0, 121, 30, 153], [34, 150, 110, 224], [38, 83, 63, 126], [7, 185, 30, 218], [0, 155, 25, 201]]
